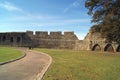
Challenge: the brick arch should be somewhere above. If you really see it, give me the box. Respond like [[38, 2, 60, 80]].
[[116, 45, 120, 52], [104, 44, 114, 52], [92, 44, 101, 51]]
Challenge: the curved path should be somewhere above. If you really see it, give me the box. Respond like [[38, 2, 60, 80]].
[[0, 48, 52, 80]]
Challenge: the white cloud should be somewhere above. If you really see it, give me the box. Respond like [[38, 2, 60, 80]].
[[72, 0, 80, 7], [63, 0, 81, 13], [0, 1, 23, 12]]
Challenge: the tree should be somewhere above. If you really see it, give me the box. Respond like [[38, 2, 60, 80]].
[[85, 0, 120, 44]]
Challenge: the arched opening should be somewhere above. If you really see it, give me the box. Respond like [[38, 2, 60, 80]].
[[104, 44, 114, 52], [17, 37, 21, 43], [10, 37, 14, 43], [92, 44, 101, 51], [116, 45, 120, 52]]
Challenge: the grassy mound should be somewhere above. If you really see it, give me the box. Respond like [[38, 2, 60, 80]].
[[0, 47, 24, 63], [35, 49, 120, 80]]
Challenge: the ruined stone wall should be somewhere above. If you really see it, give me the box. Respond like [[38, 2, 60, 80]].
[[33, 31, 78, 49], [75, 30, 120, 52], [60, 32, 78, 49], [0, 30, 119, 52], [0, 32, 26, 46], [0, 31, 78, 49]]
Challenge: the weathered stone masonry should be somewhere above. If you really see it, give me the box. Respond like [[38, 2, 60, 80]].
[[0, 31, 78, 49], [0, 30, 119, 52], [75, 30, 120, 52]]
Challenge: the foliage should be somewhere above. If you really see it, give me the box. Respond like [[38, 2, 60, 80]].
[[85, 0, 120, 44], [35, 48, 120, 80]]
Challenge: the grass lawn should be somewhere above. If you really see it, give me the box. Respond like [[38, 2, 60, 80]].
[[35, 48, 120, 80], [0, 47, 24, 63]]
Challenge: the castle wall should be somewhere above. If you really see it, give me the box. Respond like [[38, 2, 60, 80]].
[[75, 30, 120, 52], [0, 31, 78, 49], [0, 30, 119, 52], [33, 31, 78, 49], [75, 40, 90, 50], [0, 32, 26, 46]]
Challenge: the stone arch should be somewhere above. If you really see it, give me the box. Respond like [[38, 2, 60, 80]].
[[92, 44, 101, 51], [116, 45, 120, 52], [104, 44, 114, 52]]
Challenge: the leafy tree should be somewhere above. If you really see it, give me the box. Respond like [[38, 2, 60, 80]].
[[85, 0, 120, 44]]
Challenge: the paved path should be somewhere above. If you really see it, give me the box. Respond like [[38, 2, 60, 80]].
[[0, 48, 51, 80]]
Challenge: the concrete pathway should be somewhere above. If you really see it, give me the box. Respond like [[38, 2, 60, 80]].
[[0, 48, 52, 80]]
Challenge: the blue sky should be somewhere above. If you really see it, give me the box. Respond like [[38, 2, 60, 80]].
[[0, 0, 92, 40]]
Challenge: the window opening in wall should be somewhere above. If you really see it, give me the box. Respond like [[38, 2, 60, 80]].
[[2, 36, 6, 42], [10, 37, 14, 43]]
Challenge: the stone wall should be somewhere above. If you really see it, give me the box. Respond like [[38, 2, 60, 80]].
[[33, 31, 78, 49], [0, 31, 78, 49], [0, 32, 26, 46], [75, 30, 120, 52], [0, 30, 119, 52]]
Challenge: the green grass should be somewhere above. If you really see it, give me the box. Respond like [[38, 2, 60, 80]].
[[0, 47, 24, 63], [35, 48, 120, 80]]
